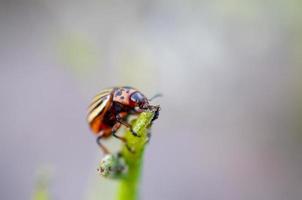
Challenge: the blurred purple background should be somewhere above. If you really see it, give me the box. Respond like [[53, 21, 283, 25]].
[[1, 0, 302, 200]]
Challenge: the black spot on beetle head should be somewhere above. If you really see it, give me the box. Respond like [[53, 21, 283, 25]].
[[115, 90, 122, 96]]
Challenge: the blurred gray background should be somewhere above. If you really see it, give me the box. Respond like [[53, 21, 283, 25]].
[[1, 0, 302, 200]]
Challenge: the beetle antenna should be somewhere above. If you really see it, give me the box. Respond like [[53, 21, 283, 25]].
[[148, 93, 163, 101]]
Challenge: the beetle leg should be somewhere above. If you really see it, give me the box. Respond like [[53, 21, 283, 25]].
[[96, 135, 110, 155], [110, 122, 135, 153], [150, 105, 160, 122], [116, 115, 140, 137], [112, 131, 135, 153], [112, 130, 126, 143]]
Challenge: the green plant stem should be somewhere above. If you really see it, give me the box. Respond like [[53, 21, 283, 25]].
[[117, 111, 155, 200]]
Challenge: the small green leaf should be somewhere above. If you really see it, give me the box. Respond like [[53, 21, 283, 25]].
[[97, 153, 127, 179]]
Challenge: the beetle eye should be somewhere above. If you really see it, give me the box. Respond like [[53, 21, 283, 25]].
[[130, 92, 144, 103]]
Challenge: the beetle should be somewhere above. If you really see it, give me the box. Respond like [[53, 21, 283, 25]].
[[87, 86, 160, 154]]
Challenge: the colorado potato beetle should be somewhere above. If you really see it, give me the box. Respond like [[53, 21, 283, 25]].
[[87, 86, 160, 154]]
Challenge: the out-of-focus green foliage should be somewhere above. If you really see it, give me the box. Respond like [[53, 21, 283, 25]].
[[58, 34, 99, 75], [32, 169, 51, 200]]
